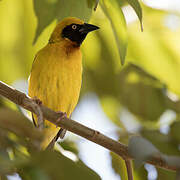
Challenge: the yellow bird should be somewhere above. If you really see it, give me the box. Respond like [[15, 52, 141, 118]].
[[28, 17, 99, 149]]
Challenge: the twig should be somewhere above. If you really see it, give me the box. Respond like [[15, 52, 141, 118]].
[[0, 81, 178, 171], [125, 159, 133, 180]]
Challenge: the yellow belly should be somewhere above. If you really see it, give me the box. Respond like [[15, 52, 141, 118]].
[[28, 42, 82, 149]]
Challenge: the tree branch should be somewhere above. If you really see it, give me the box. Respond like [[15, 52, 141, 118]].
[[125, 159, 133, 180], [0, 81, 178, 171]]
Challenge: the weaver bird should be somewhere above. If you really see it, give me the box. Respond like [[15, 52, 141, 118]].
[[28, 17, 99, 149]]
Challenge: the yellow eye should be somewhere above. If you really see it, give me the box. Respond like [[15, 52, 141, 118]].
[[72, 25, 77, 30]]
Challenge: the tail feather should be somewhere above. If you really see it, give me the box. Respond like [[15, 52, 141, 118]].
[[57, 128, 67, 140], [46, 128, 66, 150], [31, 113, 67, 149], [32, 113, 37, 127]]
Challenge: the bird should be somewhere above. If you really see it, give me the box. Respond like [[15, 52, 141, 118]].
[[28, 17, 99, 149]]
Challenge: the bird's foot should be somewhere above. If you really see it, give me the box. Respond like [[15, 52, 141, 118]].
[[32, 96, 42, 106], [31, 96, 44, 130], [56, 111, 67, 127]]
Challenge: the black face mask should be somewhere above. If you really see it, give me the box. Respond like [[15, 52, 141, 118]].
[[62, 23, 99, 46]]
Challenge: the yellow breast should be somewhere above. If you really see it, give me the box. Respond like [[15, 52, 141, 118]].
[[28, 41, 82, 148]]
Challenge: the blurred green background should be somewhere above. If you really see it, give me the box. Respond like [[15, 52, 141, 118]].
[[0, 0, 180, 179]]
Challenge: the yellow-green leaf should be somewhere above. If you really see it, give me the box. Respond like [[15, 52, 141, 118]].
[[100, 0, 127, 65], [125, 0, 143, 31], [33, 0, 94, 43]]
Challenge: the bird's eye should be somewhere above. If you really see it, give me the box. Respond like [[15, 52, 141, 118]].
[[72, 25, 77, 30]]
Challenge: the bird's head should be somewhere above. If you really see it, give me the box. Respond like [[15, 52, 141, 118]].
[[49, 17, 99, 46]]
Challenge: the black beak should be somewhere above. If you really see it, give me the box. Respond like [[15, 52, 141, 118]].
[[79, 23, 99, 34]]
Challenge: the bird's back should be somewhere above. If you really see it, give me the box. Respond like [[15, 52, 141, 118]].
[[28, 41, 82, 149]]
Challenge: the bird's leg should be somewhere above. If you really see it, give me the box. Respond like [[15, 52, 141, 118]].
[[56, 111, 67, 127], [46, 134, 57, 150], [32, 96, 42, 106], [56, 111, 67, 123], [55, 111, 68, 139], [31, 96, 44, 130], [46, 128, 67, 150]]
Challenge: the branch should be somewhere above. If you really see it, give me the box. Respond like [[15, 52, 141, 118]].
[[0, 81, 178, 172], [125, 159, 133, 180]]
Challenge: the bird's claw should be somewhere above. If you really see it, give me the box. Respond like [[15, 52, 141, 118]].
[[56, 111, 67, 127], [32, 96, 42, 106], [31, 96, 44, 130]]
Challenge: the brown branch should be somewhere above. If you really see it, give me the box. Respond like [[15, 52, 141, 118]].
[[125, 159, 133, 180], [0, 81, 178, 172]]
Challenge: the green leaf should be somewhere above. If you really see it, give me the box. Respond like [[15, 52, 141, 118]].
[[110, 152, 128, 180], [33, 0, 57, 44], [55, 0, 93, 21], [141, 129, 180, 155], [133, 165, 148, 180], [33, 0, 94, 43], [59, 140, 79, 155], [125, 0, 143, 31], [170, 121, 180, 143], [127, 6, 180, 96], [100, 0, 127, 65], [157, 168, 176, 180], [128, 136, 160, 168], [118, 64, 167, 122], [18, 151, 101, 180], [110, 151, 148, 180], [100, 96, 125, 129], [0, 108, 43, 149], [116, 0, 128, 7], [162, 155, 180, 169], [166, 98, 180, 114]]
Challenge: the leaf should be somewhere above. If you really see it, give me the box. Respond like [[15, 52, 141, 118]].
[[170, 121, 180, 143], [116, 0, 128, 7], [157, 168, 176, 180], [33, 0, 56, 43], [133, 165, 148, 180], [0, 153, 16, 174], [162, 155, 180, 169], [100, 96, 125, 128], [110, 152, 128, 180], [166, 98, 180, 114], [18, 151, 101, 180], [59, 140, 79, 155], [110, 151, 148, 180], [100, 0, 127, 65], [125, 0, 143, 31], [0, 108, 42, 149], [118, 64, 167, 122], [141, 129, 180, 155], [127, 6, 180, 96], [33, 0, 94, 43], [55, 0, 93, 21], [0, 109, 100, 179], [128, 136, 160, 168]]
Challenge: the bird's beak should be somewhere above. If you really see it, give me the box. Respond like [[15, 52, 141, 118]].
[[79, 23, 99, 34]]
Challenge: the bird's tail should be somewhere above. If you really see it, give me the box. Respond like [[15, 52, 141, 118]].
[[58, 128, 67, 139], [47, 128, 66, 149]]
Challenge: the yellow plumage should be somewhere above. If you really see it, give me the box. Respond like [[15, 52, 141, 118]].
[[28, 17, 99, 149]]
